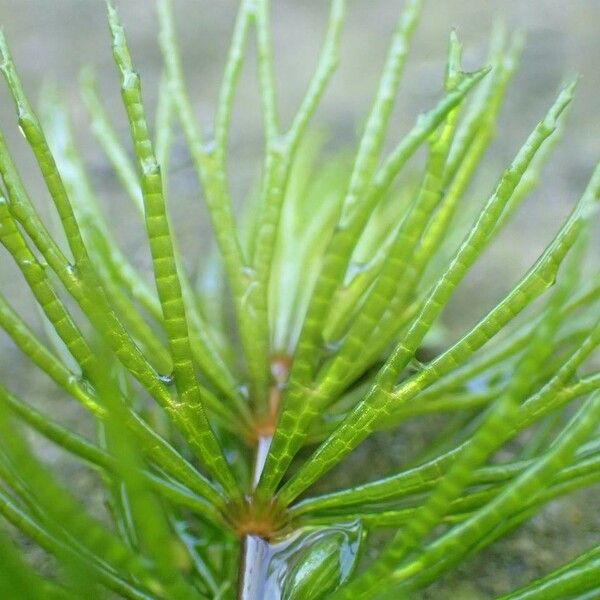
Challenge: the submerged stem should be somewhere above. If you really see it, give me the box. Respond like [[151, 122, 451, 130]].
[[237, 534, 271, 600], [238, 433, 273, 600]]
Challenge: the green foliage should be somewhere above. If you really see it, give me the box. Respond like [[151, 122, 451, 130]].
[[0, 0, 598, 598]]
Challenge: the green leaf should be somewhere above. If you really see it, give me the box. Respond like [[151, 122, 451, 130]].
[[248, 0, 347, 416], [157, 0, 269, 410], [499, 545, 600, 600], [276, 80, 579, 507], [369, 391, 600, 598], [106, 0, 241, 500]]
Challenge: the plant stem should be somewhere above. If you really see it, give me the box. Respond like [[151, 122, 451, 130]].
[[238, 433, 274, 600], [252, 435, 274, 489], [237, 535, 270, 600]]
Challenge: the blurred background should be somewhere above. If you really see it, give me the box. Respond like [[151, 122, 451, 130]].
[[0, 1, 599, 597]]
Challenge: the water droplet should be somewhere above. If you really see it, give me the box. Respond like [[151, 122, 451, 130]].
[[158, 372, 174, 386], [142, 157, 159, 177], [258, 521, 363, 599]]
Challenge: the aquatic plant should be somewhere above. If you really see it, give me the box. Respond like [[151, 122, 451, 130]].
[[0, 0, 598, 598]]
